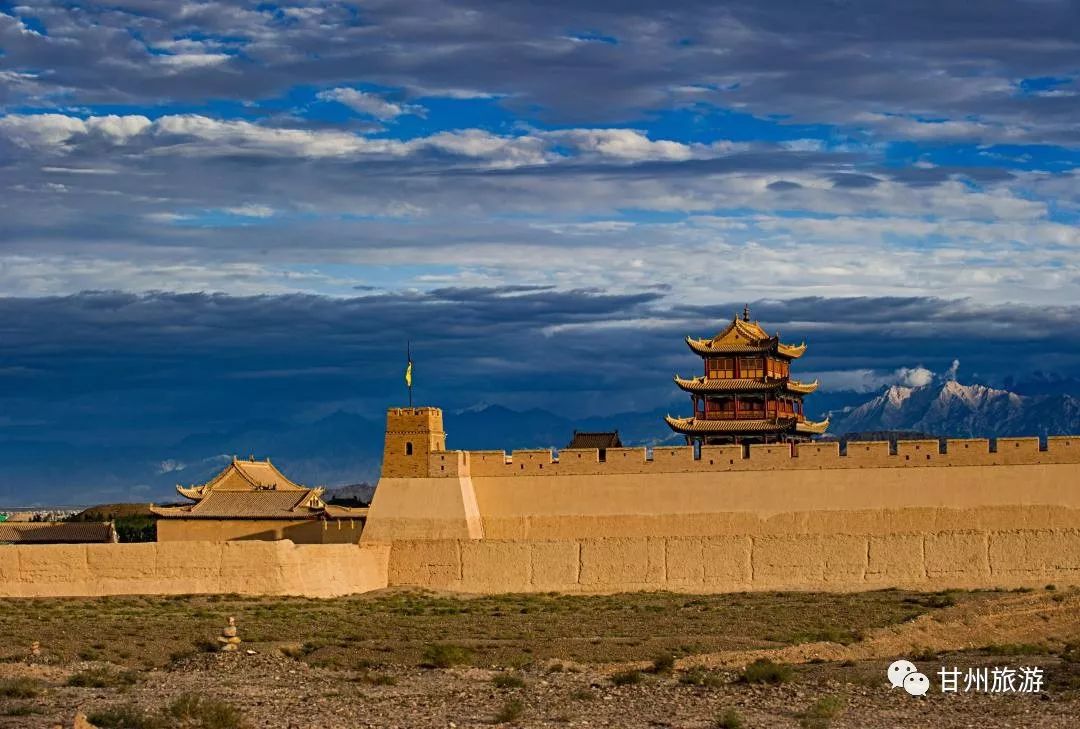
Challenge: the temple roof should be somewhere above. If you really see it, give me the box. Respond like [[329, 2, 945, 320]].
[[664, 415, 800, 434], [795, 417, 830, 435], [567, 431, 623, 449], [673, 376, 819, 395], [685, 312, 805, 359], [151, 487, 365, 520], [176, 457, 307, 501], [0, 522, 118, 544]]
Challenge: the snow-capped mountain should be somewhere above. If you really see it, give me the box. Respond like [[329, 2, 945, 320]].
[[830, 380, 1080, 437]]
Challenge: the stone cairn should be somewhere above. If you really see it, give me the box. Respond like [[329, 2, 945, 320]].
[[216, 616, 241, 652]]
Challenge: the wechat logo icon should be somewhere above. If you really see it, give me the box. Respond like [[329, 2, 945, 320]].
[[888, 659, 930, 696]]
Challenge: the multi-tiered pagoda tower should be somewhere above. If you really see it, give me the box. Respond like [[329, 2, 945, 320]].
[[665, 306, 828, 445]]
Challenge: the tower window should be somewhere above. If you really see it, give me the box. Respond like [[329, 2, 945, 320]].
[[405, 442, 413, 456]]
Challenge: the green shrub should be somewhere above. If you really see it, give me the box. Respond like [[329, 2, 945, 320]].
[[68, 667, 139, 688], [569, 688, 595, 701], [492, 672, 526, 689], [610, 669, 643, 686], [420, 643, 473, 668], [0, 677, 43, 699], [493, 698, 524, 723], [740, 659, 793, 685], [715, 709, 744, 729], [163, 693, 246, 729], [86, 705, 165, 729], [678, 667, 723, 687], [1, 703, 41, 716], [650, 653, 675, 674]]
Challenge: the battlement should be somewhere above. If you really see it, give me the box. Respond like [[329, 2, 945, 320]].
[[424, 435, 1080, 477]]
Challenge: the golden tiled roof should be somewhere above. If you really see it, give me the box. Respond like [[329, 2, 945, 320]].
[[664, 415, 799, 434], [673, 376, 819, 395], [795, 417, 830, 435], [673, 376, 778, 393], [152, 488, 325, 519], [685, 314, 805, 359], [176, 457, 308, 501]]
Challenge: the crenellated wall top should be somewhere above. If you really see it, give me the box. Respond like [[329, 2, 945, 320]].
[[423, 436, 1080, 477]]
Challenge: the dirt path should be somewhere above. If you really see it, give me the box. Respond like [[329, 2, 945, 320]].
[[679, 590, 1080, 669]]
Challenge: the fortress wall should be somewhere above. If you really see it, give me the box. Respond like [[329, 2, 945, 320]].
[[463, 462, 1080, 539], [0, 540, 389, 599], [386, 526, 1080, 594], [431, 436, 1080, 478]]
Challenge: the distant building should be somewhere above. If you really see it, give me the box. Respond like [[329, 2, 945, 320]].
[[566, 431, 622, 450], [150, 457, 366, 543], [0, 522, 118, 544], [665, 306, 829, 444]]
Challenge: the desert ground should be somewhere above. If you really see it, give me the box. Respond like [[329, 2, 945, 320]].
[[1, 587, 1079, 728]]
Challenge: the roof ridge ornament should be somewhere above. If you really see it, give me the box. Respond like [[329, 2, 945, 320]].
[[743, 304, 750, 321]]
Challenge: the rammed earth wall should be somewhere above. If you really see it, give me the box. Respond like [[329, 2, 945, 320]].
[[0, 541, 389, 598]]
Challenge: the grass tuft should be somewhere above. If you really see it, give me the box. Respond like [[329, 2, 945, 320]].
[[715, 708, 744, 729], [492, 672, 526, 689], [420, 643, 473, 668], [678, 667, 723, 687], [610, 669, 643, 686], [740, 659, 793, 685], [0, 677, 43, 699], [493, 697, 524, 724], [68, 666, 140, 688]]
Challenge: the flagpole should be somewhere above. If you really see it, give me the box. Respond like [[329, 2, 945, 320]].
[[407, 340, 413, 407]]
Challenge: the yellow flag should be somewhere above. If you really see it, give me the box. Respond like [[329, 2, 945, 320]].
[[404, 360, 413, 388]]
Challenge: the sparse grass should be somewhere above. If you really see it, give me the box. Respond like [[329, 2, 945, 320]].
[[0, 704, 41, 717], [740, 659, 794, 685], [678, 667, 724, 687], [611, 669, 643, 686], [569, 688, 595, 701], [420, 643, 473, 668], [163, 693, 247, 729], [0, 589, 980, 670], [354, 671, 397, 686], [715, 708, 744, 729], [649, 652, 675, 674], [87, 705, 166, 729], [979, 643, 1047, 656], [493, 698, 524, 724], [492, 672, 526, 689], [68, 666, 140, 688], [0, 676, 43, 698], [797, 695, 845, 728], [89, 694, 246, 729]]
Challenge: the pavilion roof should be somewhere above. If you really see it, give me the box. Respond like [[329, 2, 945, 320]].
[[176, 457, 308, 501], [673, 376, 819, 395], [686, 312, 805, 359], [663, 415, 799, 434]]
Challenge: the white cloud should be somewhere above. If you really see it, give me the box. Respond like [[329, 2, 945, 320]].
[[317, 88, 425, 120], [223, 204, 275, 218]]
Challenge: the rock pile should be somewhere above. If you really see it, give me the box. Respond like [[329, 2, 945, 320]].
[[217, 616, 242, 652]]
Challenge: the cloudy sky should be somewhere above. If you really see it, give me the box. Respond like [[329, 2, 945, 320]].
[[2, 1, 1080, 476]]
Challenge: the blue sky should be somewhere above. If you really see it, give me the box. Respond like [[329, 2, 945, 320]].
[[1, 1, 1080, 496]]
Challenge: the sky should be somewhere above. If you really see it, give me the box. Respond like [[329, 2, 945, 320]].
[[2, 1, 1080, 479]]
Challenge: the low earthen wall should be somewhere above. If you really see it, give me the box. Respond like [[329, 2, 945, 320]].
[[387, 525, 1080, 594], [0, 540, 389, 599]]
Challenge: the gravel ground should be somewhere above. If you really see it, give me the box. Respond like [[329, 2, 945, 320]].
[[2, 650, 1077, 728]]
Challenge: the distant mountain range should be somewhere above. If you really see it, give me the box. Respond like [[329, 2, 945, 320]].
[[828, 379, 1080, 438], [4, 379, 1080, 506]]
